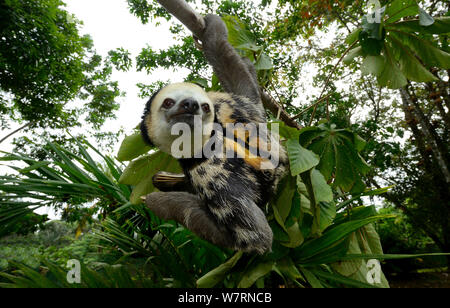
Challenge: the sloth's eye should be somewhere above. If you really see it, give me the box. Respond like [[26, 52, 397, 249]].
[[162, 98, 175, 109], [201, 103, 211, 113]]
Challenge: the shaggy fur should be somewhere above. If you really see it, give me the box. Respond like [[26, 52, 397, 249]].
[[141, 14, 288, 254]]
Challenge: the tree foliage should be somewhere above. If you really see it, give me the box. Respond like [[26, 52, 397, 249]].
[[0, 0, 122, 151]]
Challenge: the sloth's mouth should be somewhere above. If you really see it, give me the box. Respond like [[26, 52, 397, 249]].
[[169, 113, 197, 126], [170, 112, 195, 119]]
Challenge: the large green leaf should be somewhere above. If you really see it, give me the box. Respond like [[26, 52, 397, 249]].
[[311, 169, 333, 204], [361, 55, 385, 76], [237, 260, 274, 288], [117, 133, 152, 162], [388, 16, 450, 34], [343, 46, 363, 65], [389, 31, 450, 69], [385, 0, 418, 24], [377, 45, 408, 89], [196, 251, 243, 288], [271, 175, 304, 248], [286, 139, 320, 176], [301, 124, 370, 192], [294, 214, 394, 262], [331, 233, 364, 276], [388, 36, 437, 82], [222, 15, 259, 54], [119, 150, 182, 204], [254, 53, 273, 71]]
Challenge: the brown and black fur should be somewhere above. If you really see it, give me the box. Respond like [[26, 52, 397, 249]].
[[141, 14, 287, 254]]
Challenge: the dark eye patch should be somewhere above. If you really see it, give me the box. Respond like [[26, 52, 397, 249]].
[[202, 103, 211, 113], [162, 98, 175, 109]]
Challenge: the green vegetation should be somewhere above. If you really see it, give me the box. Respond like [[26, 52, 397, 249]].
[[0, 0, 449, 288]]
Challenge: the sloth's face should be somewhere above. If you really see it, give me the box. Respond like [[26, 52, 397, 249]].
[[155, 83, 214, 127], [146, 83, 215, 155]]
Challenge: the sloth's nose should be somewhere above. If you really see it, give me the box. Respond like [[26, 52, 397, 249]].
[[181, 99, 199, 113]]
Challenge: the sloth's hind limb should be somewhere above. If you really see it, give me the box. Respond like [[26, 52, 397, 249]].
[[145, 191, 235, 248]]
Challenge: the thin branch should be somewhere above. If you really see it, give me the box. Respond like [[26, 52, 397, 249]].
[[292, 40, 358, 124], [291, 93, 333, 120], [0, 122, 34, 145]]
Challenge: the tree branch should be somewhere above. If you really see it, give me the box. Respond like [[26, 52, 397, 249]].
[[0, 122, 33, 145], [400, 87, 450, 184], [155, 0, 301, 130]]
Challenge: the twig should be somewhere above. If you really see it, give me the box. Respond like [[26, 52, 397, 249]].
[[291, 40, 358, 125], [291, 93, 333, 120], [0, 122, 34, 145]]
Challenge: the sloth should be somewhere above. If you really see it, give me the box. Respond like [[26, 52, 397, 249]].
[[141, 14, 288, 254]]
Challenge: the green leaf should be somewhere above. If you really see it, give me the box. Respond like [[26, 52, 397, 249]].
[[254, 53, 273, 71], [359, 31, 384, 56], [285, 191, 301, 228], [299, 267, 324, 288], [238, 261, 274, 288], [390, 31, 450, 69], [361, 55, 385, 76], [272, 174, 297, 222], [311, 169, 333, 203], [274, 121, 301, 140], [286, 139, 320, 176], [276, 257, 303, 281], [339, 252, 450, 261], [119, 151, 182, 204], [312, 269, 379, 288], [377, 45, 408, 89], [385, 0, 418, 24], [319, 201, 336, 232], [331, 233, 364, 276], [388, 36, 437, 82], [387, 17, 450, 34], [301, 125, 370, 192], [222, 15, 259, 55], [343, 46, 363, 65], [117, 133, 152, 162], [197, 252, 243, 288], [282, 222, 305, 248], [418, 7, 434, 26], [346, 28, 362, 45], [189, 78, 209, 89], [294, 214, 394, 261], [18, 161, 51, 174]]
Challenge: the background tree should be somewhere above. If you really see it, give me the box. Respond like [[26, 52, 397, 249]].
[[0, 0, 123, 155]]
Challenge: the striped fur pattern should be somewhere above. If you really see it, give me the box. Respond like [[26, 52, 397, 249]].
[[142, 87, 288, 254]]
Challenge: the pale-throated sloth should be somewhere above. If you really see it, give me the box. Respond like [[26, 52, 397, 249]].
[[141, 14, 288, 254]]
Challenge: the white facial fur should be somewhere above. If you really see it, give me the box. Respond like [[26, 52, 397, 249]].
[[147, 83, 215, 155]]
